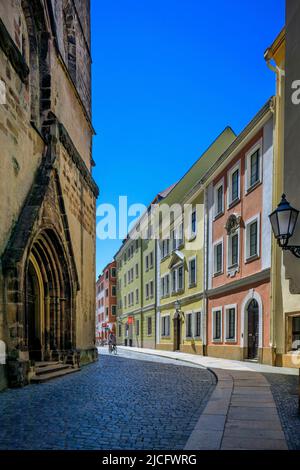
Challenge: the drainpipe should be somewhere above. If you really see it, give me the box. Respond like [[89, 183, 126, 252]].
[[264, 50, 285, 364], [203, 187, 208, 356]]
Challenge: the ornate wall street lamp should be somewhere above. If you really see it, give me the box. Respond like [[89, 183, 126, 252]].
[[269, 194, 300, 256], [269, 193, 300, 414]]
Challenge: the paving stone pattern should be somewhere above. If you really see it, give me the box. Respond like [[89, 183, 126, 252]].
[[0, 355, 215, 450], [264, 373, 300, 450]]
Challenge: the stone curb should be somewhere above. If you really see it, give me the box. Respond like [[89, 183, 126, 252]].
[[184, 368, 233, 450]]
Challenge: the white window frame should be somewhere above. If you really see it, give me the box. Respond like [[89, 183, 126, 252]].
[[111, 305, 117, 316], [244, 214, 260, 262], [171, 269, 177, 294], [194, 311, 202, 338], [177, 264, 185, 291], [145, 283, 149, 300], [149, 280, 154, 298], [188, 256, 197, 287], [147, 316, 152, 336], [185, 312, 193, 339], [245, 139, 263, 194], [227, 160, 241, 208], [150, 251, 154, 269], [227, 229, 240, 272], [190, 208, 197, 239], [165, 273, 170, 296], [212, 307, 223, 342], [161, 314, 170, 337], [214, 177, 224, 218], [213, 237, 224, 276], [224, 304, 237, 342]]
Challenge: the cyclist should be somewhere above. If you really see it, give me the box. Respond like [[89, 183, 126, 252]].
[[108, 331, 117, 354]]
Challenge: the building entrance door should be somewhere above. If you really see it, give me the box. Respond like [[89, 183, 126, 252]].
[[174, 317, 181, 351], [247, 299, 259, 360]]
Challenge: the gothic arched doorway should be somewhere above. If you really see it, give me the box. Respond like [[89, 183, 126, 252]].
[[247, 299, 259, 360], [25, 229, 74, 362]]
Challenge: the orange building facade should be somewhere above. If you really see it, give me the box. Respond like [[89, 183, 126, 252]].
[[204, 101, 274, 364], [96, 261, 117, 343]]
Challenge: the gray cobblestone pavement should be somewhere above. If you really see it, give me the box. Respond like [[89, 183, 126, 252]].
[[264, 373, 300, 450], [0, 352, 215, 450]]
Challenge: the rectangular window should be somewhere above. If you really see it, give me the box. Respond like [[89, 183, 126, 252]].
[[191, 209, 197, 235], [105, 288, 108, 298], [178, 223, 184, 246], [250, 149, 260, 187], [171, 229, 177, 251], [249, 221, 258, 257], [228, 233, 239, 268], [111, 268, 116, 278], [172, 270, 177, 293], [225, 306, 236, 341], [136, 320, 140, 336], [124, 296, 127, 308], [292, 316, 300, 350], [214, 242, 223, 274], [118, 324, 122, 337], [165, 274, 170, 296], [136, 264, 139, 278], [106, 307, 109, 317], [147, 317, 152, 335], [245, 216, 259, 261], [124, 274, 127, 287], [162, 316, 170, 337], [150, 281, 154, 298], [217, 185, 223, 214], [145, 283, 149, 300], [195, 311, 201, 338], [161, 277, 165, 297], [112, 286, 116, 296], [231, 169, 239, 202], [189, 258, 196, 286], [111, 305, 116, 316], [178, 265, 184, 291], [186, 313, 193, 338], [213, 309, 222, 341], [150, 252, 154, 268]]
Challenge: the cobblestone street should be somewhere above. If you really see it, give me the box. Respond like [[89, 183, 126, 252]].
[[0, 350, 215, 450]]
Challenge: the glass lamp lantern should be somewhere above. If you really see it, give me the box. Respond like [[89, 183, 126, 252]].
[[269, 194, 299, 247]]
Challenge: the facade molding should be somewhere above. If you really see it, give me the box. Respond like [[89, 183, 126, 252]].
[[206, 269, 270, 298]]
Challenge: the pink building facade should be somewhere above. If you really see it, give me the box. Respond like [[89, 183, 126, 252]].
[[205, 102, 274, 364], [96, 261, 117, 343]]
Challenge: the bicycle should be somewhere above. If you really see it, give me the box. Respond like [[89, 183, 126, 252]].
[[108, 344, 117, 355]]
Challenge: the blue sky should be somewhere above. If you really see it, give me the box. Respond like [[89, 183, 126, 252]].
[[91, 0, 285, 277]]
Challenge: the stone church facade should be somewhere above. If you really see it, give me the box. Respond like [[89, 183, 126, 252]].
[[0, 0, 98, 389]]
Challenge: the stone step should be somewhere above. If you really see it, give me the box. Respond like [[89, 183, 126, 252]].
[[31, 367, 80, 384], [34, 361, 60, 368], [35, 363, 71, 376]]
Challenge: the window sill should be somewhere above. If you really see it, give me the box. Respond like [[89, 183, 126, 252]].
[[214, 211, 224, 222], [189, 283, 197, 289], [225, 339, 237, 344], [213, 271, 223, 278], [228, 198, 240, 210], [245, 180, 262, 195], [245, 254, 259, 264], [212, 339, 222, 343]]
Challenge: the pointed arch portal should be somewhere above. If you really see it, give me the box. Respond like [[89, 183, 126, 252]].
[[24, 229, 74, 361]]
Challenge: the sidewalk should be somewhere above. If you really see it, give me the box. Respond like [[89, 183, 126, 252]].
[[118, 346, 297, 450]]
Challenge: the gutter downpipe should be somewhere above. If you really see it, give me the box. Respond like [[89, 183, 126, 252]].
[[203, 186, 209, 356], [265, 51, 284, 365]]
